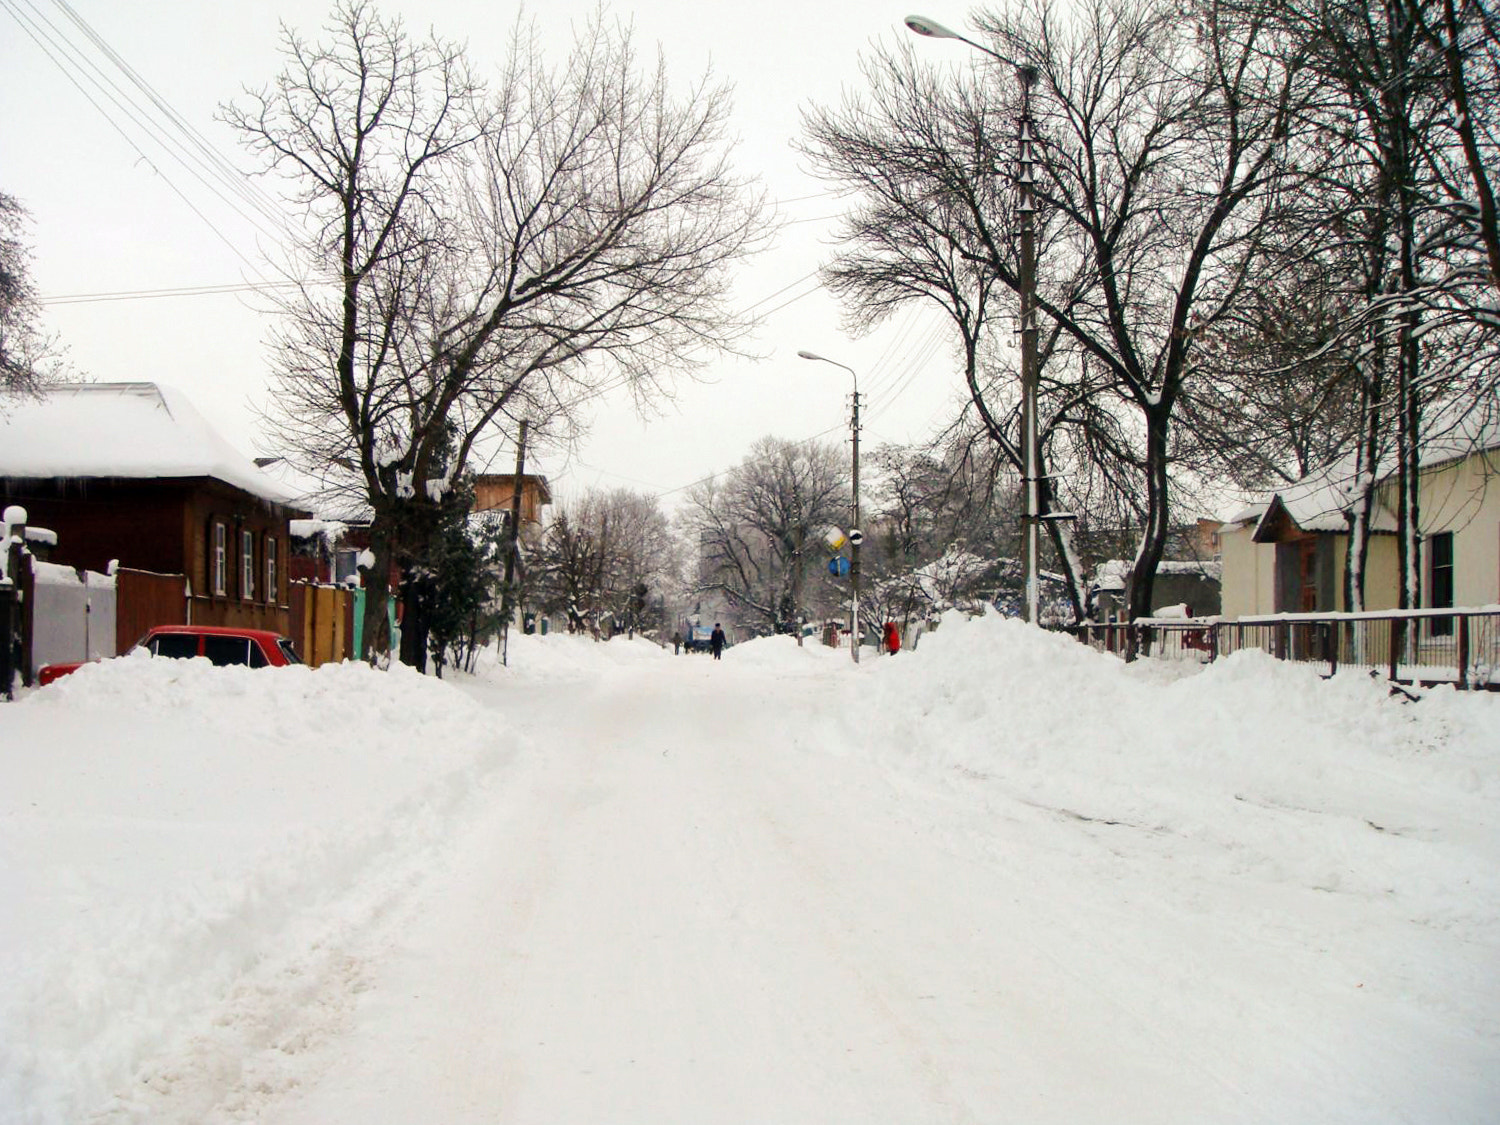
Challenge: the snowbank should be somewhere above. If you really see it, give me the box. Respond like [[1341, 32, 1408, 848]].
[[865, 613, 1499, 896], [0, 654, 518, 1125]]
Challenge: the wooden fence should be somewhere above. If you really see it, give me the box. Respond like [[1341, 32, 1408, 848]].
[[1073, 608, 1500, 690], [115, 568, 187, 653], [288, 581, 355, 667]]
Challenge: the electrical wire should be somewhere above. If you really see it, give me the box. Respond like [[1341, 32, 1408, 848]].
[[47, 0, 292, 234], [3, 0, 293, 284], [41, 280, 306, 305]]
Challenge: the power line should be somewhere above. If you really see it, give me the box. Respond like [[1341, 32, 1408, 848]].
[[47, 0, 291, 235], [41, 279, 307, 305], [3, 0, 290, 278]]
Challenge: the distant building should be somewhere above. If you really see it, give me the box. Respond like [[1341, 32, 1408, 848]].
[[472, 473, 552, 540]]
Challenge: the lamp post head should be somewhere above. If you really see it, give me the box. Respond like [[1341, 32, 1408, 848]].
[[904, 14, 960, 39], [905, 12, 1028, 73], [797, 348, 858, 388]]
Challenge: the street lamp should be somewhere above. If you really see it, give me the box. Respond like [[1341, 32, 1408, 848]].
[[906, 13, 1043, 626], [797, 349, 861, 663]]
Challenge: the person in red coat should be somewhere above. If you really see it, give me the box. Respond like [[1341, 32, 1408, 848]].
[[884, 620, 900, 654]]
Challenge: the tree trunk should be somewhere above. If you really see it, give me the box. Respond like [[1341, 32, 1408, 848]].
[[360, 524, 395, 666], [1126, 406, 1173, 632], [398, 566, 434, 673], [1038, 473, 1086, 623]]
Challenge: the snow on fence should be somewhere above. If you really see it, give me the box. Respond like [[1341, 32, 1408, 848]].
[[1073, 607, 1500, 690]]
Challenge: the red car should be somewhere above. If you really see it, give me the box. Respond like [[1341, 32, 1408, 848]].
[[37, 625, 303, 685]]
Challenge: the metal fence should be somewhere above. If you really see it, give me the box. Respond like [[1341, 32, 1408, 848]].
[[1072, 608, 1500, 690]]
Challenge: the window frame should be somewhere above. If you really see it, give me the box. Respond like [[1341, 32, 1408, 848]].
[[1429, 530, 1454, 637], [265, 534, 278, 606], [211, 521, 228, 596], [241, 528, 256, 602]]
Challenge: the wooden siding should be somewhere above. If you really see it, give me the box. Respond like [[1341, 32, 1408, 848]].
[[0, 478, 189, 575], [115, 568, 188, 651]]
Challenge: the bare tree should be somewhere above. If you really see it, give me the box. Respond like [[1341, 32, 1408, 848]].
[[682, 437, 849, 636], [801, 47, 1106, 622], [1257, 0, 1482, 611], [1409, 0, 1500, 290], [804, 0, 1304, 629], [225, 2, 767, 664], [0, 193, 69, 398], [532, 487, 678, 637], [1176, 256, 1366, 489]]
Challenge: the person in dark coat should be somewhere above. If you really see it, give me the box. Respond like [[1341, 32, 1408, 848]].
[[710, 623, 726, 660]]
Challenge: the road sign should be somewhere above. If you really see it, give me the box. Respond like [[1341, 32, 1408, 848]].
[[828, 555, 851, 577], [847, 529, 864, 546]]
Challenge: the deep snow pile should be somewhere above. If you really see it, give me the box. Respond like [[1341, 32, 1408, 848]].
[[862, 612, 1500, 934], [0, 652, 517, 1125]]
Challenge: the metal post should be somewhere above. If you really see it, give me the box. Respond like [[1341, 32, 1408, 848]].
[[904, 18, 1045, 625], [850, 386, 861, 664], [1017, 66, 1041, 625], [797, 349, 861, 663]]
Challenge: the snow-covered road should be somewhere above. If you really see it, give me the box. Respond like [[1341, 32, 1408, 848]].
[[276, 659, 1265, 1124], [5, 621, 1499, 1123]]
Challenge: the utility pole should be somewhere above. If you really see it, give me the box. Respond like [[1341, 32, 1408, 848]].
[[499, 419, 528, 667], [850, 384, 862, 663], [906, 15, 1045, 624], [797, 349, 861, 663], [1018, 66, 1041, 625]]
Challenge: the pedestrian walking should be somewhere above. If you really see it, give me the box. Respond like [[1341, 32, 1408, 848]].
[[672, 630, 683, 655], [710, 623, 726, 660], [884, 620, 901, 655]]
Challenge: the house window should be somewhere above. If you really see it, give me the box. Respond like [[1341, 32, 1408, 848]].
[[1429, 531, 1454, 637], [265, 536, 278, 605], [241, 529, 256, 601], [212, 521, 228, 596], [334, 548, 360, 585]]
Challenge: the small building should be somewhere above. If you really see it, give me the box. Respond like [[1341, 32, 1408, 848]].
[[0, 382, 307, 637], [472, 472, 552, 541], [1092, 558, 1223, 620], [1218, 436, 1500, 618]]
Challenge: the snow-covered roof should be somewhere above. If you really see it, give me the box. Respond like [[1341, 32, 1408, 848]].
[[1223, 412, 1499, 536], [1090, 558, 1220, 592], [1224, 457, 1398, 537], [0, 382, 296, 505], [289, 518, 350, 541]]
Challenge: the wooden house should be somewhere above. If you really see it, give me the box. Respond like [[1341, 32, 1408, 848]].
[[0, 383, 308, 637], [472, 473, 552, 539]]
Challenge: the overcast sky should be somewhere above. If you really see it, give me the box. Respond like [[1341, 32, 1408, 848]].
[[3, 0, 1006, 512]]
